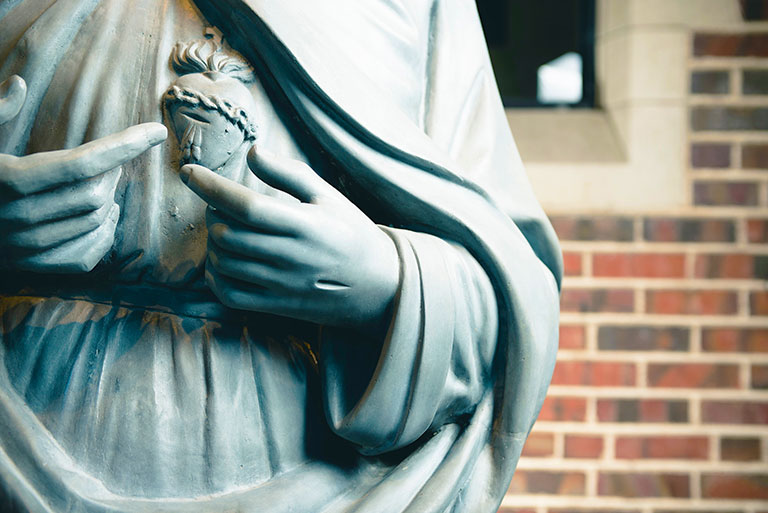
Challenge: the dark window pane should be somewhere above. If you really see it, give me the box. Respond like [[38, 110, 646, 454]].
[[477, 0, 596, 108]]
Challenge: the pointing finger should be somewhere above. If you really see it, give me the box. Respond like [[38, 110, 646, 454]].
[[180, 163, 305, 233], [4, 122, 167, 196], [247, 147, 340, 204]]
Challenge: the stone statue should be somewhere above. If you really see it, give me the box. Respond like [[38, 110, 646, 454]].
[[0, 1, 562, 512]]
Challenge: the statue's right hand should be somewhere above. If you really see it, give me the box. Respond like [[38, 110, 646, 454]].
[[0, 75, 167, 273]]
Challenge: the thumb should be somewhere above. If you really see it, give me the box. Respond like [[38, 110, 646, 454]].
[[0, 75, 27, 125], [247, 146, 339, 204]]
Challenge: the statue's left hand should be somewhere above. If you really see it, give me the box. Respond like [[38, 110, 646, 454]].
[[180, 148, 400, 331]]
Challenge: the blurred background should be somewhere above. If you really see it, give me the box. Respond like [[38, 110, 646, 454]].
[[479, 1, 768, 512]]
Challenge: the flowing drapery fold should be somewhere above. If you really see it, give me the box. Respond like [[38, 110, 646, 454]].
[[198, 1, 561, 508]]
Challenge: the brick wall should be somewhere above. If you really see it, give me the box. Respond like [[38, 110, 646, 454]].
[[499, 10, 768, 513]]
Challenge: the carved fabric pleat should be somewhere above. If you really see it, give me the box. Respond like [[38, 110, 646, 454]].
[[0, 296, 316, 497]]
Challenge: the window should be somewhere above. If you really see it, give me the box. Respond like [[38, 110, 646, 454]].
[[477, 0, 596, 108]]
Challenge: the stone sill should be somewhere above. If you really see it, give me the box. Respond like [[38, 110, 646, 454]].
[[507, 105, 688, 214], [507, 109, 626, 164]]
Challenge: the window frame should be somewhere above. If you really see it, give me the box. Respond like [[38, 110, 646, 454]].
[[508, 0, 742, 214]]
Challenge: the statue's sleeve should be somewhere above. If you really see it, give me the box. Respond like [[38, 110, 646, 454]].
[[319, 227, 497, 455], [316, 0, 559, 457]]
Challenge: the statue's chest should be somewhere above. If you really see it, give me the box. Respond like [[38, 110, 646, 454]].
[[23, 0, 312, 287]]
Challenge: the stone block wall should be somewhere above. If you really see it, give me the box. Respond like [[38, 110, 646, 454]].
[[499, 13, 768, 513]]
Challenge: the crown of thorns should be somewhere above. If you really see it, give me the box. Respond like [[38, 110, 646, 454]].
[[163, 85, 257, 141], [165, 39, 257, 141]]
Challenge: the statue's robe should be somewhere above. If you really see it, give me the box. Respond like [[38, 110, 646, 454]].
[[0, 0, 562, 512]]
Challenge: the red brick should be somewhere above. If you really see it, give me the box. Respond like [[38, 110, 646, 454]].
[[615, 436, 709, 460], [752, 364, 768, 388], [747, 218, 768, 243], [562, 252, 582, 276], [692, 142, 731, 167], [538, 396, 587, 422], [750, 291, 768, 315], [694, 253, 763, 279], [702, 327, 768, 352], [561, 288, 635, 313], [644, 218, 735, 243], [742, 143, 768, 168], [565, 435, 604, 459], [692, 107, 768, 131], [522, 432, 555, 457], [720, 437, 762, 461], [693, 181, 759, 206], [646, 290, 738, 315], [508, 470, 586, 495], [593, 253, 686, 278], [549, 510, 640, 513], [647, 363, 740, 389], [702, 400, 768, 424], [694, 33, 768, 57], [655, 510, 741, 513], [598, 472, 690, 498], [550, 216, 634, 242], [552, 361, 636, 387], [744, 68, 768, 94], [598, 326, 689, 351], [559, 325, 585, 350], [597, 399, 688, 423], [701, 473, 768, 499]]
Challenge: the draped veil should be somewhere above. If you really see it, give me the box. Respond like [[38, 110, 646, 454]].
[[198, 1, 562, 510]]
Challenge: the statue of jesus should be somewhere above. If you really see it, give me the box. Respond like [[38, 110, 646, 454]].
[[0, 1, 561, 512]]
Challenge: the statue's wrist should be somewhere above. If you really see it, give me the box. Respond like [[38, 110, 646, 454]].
[[359, 227, 401, 338]]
